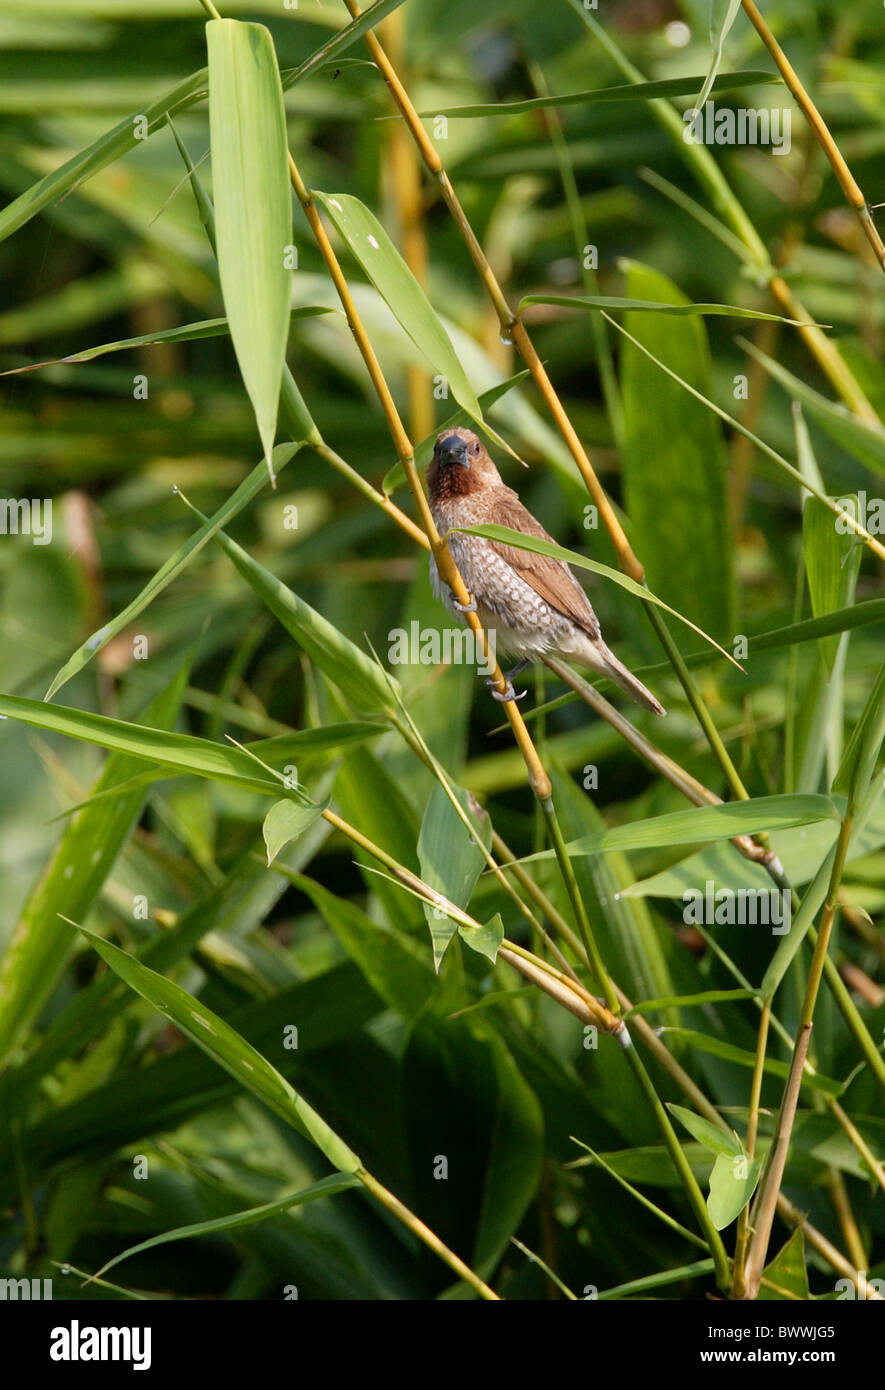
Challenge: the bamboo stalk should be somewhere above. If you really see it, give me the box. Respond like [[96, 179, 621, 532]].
[[741, 0, 885, 271]]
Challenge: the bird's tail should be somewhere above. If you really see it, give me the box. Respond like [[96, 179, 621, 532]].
[[597, 644, 666, 716]]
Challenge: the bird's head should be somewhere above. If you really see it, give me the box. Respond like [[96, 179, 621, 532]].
[[427, 427, 500, 502]]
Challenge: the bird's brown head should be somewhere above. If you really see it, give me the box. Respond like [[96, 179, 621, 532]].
[[427, 427, 501, 505]]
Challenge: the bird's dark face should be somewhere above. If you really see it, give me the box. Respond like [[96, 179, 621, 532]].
[[433, 431, 481, 471], [427, 427, 500, 506]]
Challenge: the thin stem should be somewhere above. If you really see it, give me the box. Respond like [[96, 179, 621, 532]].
[[731, 999, 770, 1299], [358, 1170, 500, 1298], [741, 0, 885, 271]]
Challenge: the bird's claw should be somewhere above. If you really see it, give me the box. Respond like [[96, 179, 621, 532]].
[[453, 595, 478, 613], [490, 680, 527, 703]]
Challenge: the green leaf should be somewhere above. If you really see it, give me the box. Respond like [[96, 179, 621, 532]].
[[45, 442, 300, 700], [425, 69, 779, 117], [207, 19, 292, 479], [417, 781, 491, 970], [520, 293, 809, 324], [619, 262, 733, 642], [205, 517, 399, 712], [660, 1029, 842, 1096], [72, 923, 363, 1174], [0, 657, 190, 1063], [282, 870, 435, 1021], [706, 1151, 761, 1230], [742, 337, 885, 477], [668, 1103, 741, 1158], [453, 523, 737, 667], [0, 310, 335, 378], [401, 1012, 543, 1277], [91, 1173, 360, 1285], [0, 693, 383, 796], [803, 494, 863, 676], [758, 1229, 810, 1300], [458, 913, 504, 965], [314, 191, 481, 421], [262, 799, 326, 866], [832, 665, 885, 804], [629, 988, 756, 1014], [696, 0, 744, 109], [518, 793, 839, 861]]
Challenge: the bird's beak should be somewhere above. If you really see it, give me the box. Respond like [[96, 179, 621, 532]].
[[435, 434, 470, 468]]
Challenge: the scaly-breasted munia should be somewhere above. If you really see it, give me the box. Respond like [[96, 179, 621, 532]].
[[427, 427, 665, 715]]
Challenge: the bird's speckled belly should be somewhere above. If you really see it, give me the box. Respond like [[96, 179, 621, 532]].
[[429, 542, 570, 661]]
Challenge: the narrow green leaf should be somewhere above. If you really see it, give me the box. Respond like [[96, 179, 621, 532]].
[[520, 293, 810, 324], [425, 69, 779, 117], [204, 517, 399, 711], [660, 1028, 843, 1095], [742, 337, 885, 478], [0, 309, 335, 378], [668, 1104, 742, 1158], [802, 494, 862, 676], [518, 794, 838, 862], [314, 191, 481, 421], [758, 1230, 810, 1301], [207, 19, 292, 478], [832, 665, 885, 803], [696, 0, 744, 109], [628, 989, 756, 1014], [92, 1173, 360, 1285], [453, 523, 738, 668], [262, 799, 326, 866], [45, 442, 300, 700], [619, 262, 733, 642], [72, 922, 363, 1173], [0, 658, 190, 1063], [0, 693, 382, 795], [417, 782, 491, 970]]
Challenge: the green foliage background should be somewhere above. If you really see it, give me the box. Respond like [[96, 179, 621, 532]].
[[0, 0, 883, 1301]]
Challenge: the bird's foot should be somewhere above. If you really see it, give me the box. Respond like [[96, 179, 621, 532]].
[[486, 663, 529, 702], [453, 595, 477, 613], [490, 680, 527, 703]]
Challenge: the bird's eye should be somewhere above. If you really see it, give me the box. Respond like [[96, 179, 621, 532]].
[[471, 439, 481, 455]]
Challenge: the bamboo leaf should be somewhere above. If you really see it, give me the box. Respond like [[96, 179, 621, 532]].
[[71, 922, 363, 1173], [696, 1, 744, 109], [418, 781, 491, 970], [520, 293, 811, 325], [517, 793, 838, 862], [0, 657, 190, 1063], [452, 523, 739, 667], [262, 799, 327, 866], [314, 191, 481, 421], [207, 19, 292, 479], [425, 69, 779, 118], [45, 442, 300, 701], [668, 1104, 742, 1158], [91, 1173, 360, 1285], [707, 1151, 761, 1230], [0, 693, 383, 795], [618, 261, 733, 642], [0, 309, 336, 378]]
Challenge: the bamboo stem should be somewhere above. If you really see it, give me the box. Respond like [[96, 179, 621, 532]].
[[741, 0, 885, 271]]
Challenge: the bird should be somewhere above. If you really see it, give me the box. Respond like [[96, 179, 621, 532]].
[[426, 427, 665, 715]]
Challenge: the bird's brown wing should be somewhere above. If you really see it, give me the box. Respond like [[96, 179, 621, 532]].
[[486, 488, 600, 639]]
